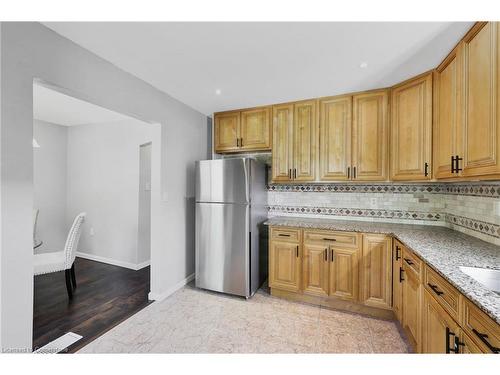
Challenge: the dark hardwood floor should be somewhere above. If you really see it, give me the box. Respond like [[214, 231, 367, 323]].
[[33, 257, 151, 353]]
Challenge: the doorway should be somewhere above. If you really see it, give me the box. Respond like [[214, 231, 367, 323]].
[[32, 81, 160, 352]]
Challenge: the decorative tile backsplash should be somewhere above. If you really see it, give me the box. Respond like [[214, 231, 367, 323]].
[[266, 181, 500, 246]]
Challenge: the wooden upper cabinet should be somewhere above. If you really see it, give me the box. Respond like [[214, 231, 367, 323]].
[[214, 107, 271, 153], [293, 100, 318, 181], [240, 107, 271, 151], [462, 22, 500, 178], [319, 95, 352, 181], [302, 244, 329, 297], [272, 104, 294, 182], [434, 46, 463, 179], [391, 73, 433, 181], [352, 90, 389, 181], [214, 111, 240, 152], [360, 234, 392, 309], [269, 240, 301, 292]]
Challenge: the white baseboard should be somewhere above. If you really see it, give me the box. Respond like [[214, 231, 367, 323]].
[[148, 273, 195, 301], [76, 251, 150, 271]]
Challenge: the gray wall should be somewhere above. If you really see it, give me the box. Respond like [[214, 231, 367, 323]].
[[33, 120, 69, 252], [0, 22, 208, 350], [66, 119, 154, 267]]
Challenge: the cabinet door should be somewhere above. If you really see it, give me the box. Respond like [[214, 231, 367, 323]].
[[240, 107, 271, 151], [329, 247, 359, 302], [421, 289, 460, 354], [352, 90, 389, 181], [462, 22, 500, 177], [319, 96, 352, 181], [459, 330, 484, 353], [272, 104, 294, 182], [269, 240, 301, 292], [303, 244, 329, 297], [360, 234, 392, 309], [214, 111, 240, 152], [293, 100, 318, 181], [434, 47, 462, 179], [402, 265, 422, 352], [392, 241, 404, 322], [391, 73, 433, 180]]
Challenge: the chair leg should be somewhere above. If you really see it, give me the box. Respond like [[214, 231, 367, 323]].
[[65, 269, 73, 299], [71, 263, 77, 289]]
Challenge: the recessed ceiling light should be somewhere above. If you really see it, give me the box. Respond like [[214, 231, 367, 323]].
[[215, 89, 222, 95], [359, 62, 368, 69]]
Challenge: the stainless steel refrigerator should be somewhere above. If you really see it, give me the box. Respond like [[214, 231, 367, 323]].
[[195, 158, 268, 298]]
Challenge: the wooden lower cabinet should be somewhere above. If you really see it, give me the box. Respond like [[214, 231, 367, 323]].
[[302, 244, 329, 297], [422, 289, 461, 353], [360, 234, 392, 309], [329, 247, 359, 302], [269, 240, 301, 292], [392, 240, 404, 321], [401, 264, 422, 351]]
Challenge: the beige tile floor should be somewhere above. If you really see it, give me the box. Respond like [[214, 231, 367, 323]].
[[78, 284, 411, 353]]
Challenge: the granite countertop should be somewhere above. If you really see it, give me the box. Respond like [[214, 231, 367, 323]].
[[264, 216, 500, 324]]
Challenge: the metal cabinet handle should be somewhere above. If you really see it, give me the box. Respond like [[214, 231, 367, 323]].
[[395, 246, 401, 260], [424, 162, 429, 177], [399, 267, 404, 282], [288, 169, 292, 179], [322, 238, 336, 242], [278, 233, 290, 237], [353, 166, 356, 179], [446, 327, 458, 354], [324, 248, 328, 261], [240, 138, 243, 147], [347, 166, 350, 179], [296, 245, 299, 258], [451, 155, 456, 173], [472, 328, 500, 353], [293, 168, 297, 179], [455, 155, 463, 173], [404, 258, 414, 266], [330, 249, 334, 262], [454, 336, 465, 353], [236, 138, 240, 147], [427, 283, 444, 296]]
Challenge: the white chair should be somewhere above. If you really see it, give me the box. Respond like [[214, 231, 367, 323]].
[[34, 212, 86, 299]]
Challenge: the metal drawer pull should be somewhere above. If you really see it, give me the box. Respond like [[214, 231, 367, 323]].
[[472, 328, 500, 353], [324, 248, 327, 261], [404, 258, 414, 266], [427, 283, 444, 296], [322, 238, 336, 241], [445, 327, 458, 354], [395, 246, 401, 260], [278, 233, 291, 237], [399, 267, 404, 282], [330, 249, 334, 262]]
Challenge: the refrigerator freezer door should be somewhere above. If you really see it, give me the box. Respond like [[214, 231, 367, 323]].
[[195, 202, 249, 297], [195, 159, 249, 204]]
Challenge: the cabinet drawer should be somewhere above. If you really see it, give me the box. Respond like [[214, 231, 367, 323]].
[[402, 247, 422, 277], [462, 298, 500, 354], [270, 227, 301, 243], [303, 229, 359, 248], [424, 265, 460, 321]]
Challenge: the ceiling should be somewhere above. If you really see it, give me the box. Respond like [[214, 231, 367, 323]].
[[43, 22, 473, 116], [34, 83, 131, 126]]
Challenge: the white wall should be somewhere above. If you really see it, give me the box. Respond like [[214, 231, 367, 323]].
[[67, 119, 154, 268], [0, 22, 208, 351], [33, 120, 68, 252]]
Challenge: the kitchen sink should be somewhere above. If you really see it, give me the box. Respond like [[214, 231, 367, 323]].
[[459, 266, 500, 293]]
